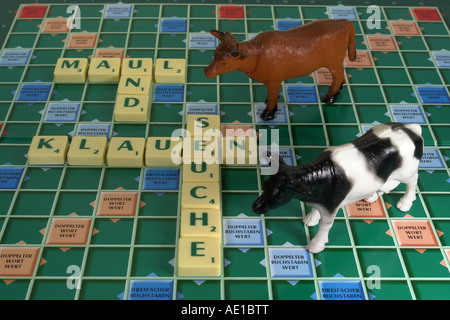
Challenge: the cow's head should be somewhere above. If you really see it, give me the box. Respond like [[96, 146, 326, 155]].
[[204, 30, 248, 78], [252, 155, 310, 214]]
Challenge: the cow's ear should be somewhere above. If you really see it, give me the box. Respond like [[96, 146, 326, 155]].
[[224, 31, 238, 43], [210, 30, 225, 40]]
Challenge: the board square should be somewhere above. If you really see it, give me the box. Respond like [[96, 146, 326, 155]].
[[67, 33, 98, 49], [143, 168, 180, 190], [223, 219, 264, 246], [104, 4, 133, 19], [189, 33, 216, 49], [0, 49, 32, 65], [46, 218, 92, 245], [366, 35, 397, 51], [0, 168, 24, 189], [17, 83, 52, 101], [44, 103, 80, 122], [319, 280, 365, 300], [432, 52, 450, 68], [391, 220, 439, 247], [221, 124, 255, 137], [153, 85, 184, 102], [344, 51, 373, 67], [259, 147, 295, 166], [42, 19, 70, 33], [314, 67, 333, 85], [276, 20, 302, 31], [389, 21, 420, 36], [412, 8, 441, 21], [254, 104, 288, 123], [219, 5, 245, 19], [419, 149, 445, 169], [0, 247, 40, 277], [160, 19, 188, 33], [18, 5, 48, 18], [389, 104, 427, 124], [346, 198, 386, 218], [97, 191, 138, 216], [268, 248, 313, 277], [94, 49, 125, 60], [329, 6, 358, 20], [416, 86, 450, 104], [75, 123, 111, 137], [128, 280, 173, 300], [186, 104, 218, 115], [285, 85, 319, 103]]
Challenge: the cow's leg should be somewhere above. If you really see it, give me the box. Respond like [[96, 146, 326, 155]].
[[260, 81, 281, 121], [322, 65, 345, 105], [304, 208, 321, 227], [364, 192, 379, 203], [306, 206, 338, 253], [396, 173, 418, 212], [377, 179, 400, 198]]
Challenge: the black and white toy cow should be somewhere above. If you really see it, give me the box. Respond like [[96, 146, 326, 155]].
[[252, 122, 423, 253]]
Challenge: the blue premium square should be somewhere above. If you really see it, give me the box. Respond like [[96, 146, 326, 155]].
[[128, 280, 173, 300], [189, 33, 217, 49], [186, 104, 218, 115], [143, 168, 180, 190], [104, 4, 132, 18], [153, 85, 184, 103], [389, 104, 427, 124], [255, 104, 288, 123], [276, 20, 303, 31], [269, 248, 313, 277], [259, 147, 295, 166], [0, 168, 24, 189], [160, 19, 188, 33], [44, 103, 80, 122], [319, 280, 365, 300], [285, 85, 318, 103], [432, 52, 450, 68], [17, 83, 52, 101], [329, 6, 358, 20], [416, 86, 450, 104], [420, 149, 445, 169], [223, 219, 264, 246], [0, 49, 32, 65], [75, 123, 111, 137]]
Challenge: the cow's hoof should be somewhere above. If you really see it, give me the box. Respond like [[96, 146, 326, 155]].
[[396, 196, 415, 212], [306, 241, 325, 254], [304, 210, 321, 227], [260, 107, 277, 121], [322, 94, 338, 105]]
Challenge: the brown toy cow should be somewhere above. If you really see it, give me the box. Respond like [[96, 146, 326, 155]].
[[204, 19, 356, 121]]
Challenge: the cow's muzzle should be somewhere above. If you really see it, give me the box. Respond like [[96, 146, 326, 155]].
[[252, 196, 268, 214], [204, 65, 217, 78]]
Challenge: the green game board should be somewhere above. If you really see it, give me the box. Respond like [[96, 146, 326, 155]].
[[0, 2, 450, 301]]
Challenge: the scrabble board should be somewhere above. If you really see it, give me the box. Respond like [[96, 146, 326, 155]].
[[1, 2, 450, 301]]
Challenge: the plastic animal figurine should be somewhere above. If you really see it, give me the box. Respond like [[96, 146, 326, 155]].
[[204, 19, 356, 121], [252, 123, 423, 253]]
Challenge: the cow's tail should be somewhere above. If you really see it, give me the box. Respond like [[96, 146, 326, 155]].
[[346, 21, 356, 61]]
